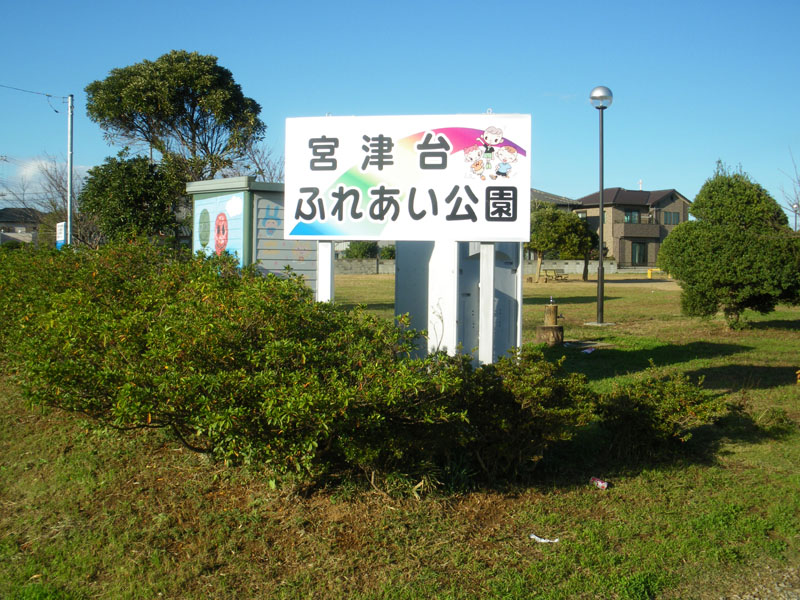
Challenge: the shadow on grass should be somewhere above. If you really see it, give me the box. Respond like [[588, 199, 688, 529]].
[[336, 302, 396, 313], [540, 341, 750, 382], [523, 295, 613, 306], [685, 365, 799, 390], [531, 404, 796, 491], [748, 318, 800, 331]]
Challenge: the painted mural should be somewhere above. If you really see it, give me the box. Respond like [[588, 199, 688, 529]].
[[193, 192, 245, 267]]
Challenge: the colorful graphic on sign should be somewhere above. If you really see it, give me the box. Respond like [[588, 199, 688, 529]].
[[285, 114, 531, 242], [192, 192, 245, 266]]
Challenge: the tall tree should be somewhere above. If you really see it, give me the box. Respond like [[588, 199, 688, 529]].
[[658, 162, 800, 328], [85, 50, 265, 181]]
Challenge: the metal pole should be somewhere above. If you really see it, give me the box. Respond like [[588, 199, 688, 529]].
[[67, 94, 74, 245], [597, 106, 605, 323]]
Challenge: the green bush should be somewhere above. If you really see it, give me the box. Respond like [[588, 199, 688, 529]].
[[2, 242, 477, 477], [0, 242, 723, 486], [466, 346, 596, 479], [0, 239, 26, 250], [343, 241, 378, 259], [596, 364, 726, 459]]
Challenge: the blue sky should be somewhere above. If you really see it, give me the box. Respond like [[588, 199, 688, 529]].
[[2, 0, 799, 221]]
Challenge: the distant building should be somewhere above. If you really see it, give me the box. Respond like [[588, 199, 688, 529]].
[[572, 188, 690, 267], [530, 188, 579, 212], [0, 207, 41, 233]]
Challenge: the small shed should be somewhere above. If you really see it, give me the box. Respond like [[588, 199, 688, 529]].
[[186, 177, 319, 293]]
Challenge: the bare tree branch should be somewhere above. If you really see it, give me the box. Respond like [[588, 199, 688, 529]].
[[780, 149, 800, 231], [221, 141, 284, 183], [1, 155, 102, 247]]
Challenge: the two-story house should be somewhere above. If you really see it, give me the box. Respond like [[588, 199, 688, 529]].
[[572, 188, 690, 267]]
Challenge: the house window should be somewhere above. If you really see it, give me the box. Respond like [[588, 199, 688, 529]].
[[576, 211, 587, 220], [624, 210, 640, 224], [664, 211, 680, 225], [631, 242, 647, 265]]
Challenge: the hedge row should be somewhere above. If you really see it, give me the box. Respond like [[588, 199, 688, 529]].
[[0, 242, 724, 484]]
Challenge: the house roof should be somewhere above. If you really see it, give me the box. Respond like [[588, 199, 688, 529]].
[[0, 207, 42, 223], [574, 187, 690, 208], [530, 188, 579, 208]]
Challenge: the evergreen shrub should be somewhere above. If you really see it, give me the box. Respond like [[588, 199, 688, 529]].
[[0, 242, 724, 485]]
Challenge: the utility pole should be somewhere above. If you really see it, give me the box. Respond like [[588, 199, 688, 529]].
[[67, 94, 74, 245]]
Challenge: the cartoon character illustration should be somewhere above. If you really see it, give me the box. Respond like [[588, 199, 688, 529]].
[[471, 159, 487, 180], [477, 126, 504, 169], [463, 144, 486, 179], [214, 213, 229, 256], [490, 146, 518, 179]]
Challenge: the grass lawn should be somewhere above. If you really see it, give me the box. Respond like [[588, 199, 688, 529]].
[[2, 274, 799, 599]]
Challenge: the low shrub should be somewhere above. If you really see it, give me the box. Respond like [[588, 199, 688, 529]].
[[465, 345, 596, 479], [596, 363, 726, 459], [0, 242, 724, 487]]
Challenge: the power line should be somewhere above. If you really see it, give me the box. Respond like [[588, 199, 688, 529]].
[[0, 83, 67, 100]]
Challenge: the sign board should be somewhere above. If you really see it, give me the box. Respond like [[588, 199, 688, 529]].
[[285, 114, 531, 242], [55, 221, 66, 249]]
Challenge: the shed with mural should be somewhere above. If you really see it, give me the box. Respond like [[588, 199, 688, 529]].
[[186, 177, 319, 292]]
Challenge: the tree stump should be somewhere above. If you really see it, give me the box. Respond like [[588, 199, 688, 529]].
[[536, 303, 563, 346], [535, 325, 564, 346]]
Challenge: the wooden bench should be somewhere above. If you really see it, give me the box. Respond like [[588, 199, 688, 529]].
[[543, 269, 567, 282]]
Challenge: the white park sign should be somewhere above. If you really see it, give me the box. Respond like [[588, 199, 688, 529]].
[[285, 114, 531, 242]]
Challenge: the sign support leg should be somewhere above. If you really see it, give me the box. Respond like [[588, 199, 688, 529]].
[[478, 242, 495, 364], [317, 241, 334, 302]]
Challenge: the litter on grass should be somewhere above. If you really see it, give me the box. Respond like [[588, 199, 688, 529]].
[[590, 477, 609, 490], [529, 534, 560, 543], [581, 348, 596, 354]]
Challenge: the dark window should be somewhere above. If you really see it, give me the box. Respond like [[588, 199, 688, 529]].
[[631, 241, 647, 265], [624, 210, 640, 224]]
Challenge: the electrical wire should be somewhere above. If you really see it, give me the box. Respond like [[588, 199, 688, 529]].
[[0, 84, 68, 113], [0, 83, 67, 100]]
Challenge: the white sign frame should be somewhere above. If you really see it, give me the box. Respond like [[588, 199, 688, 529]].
[[285, 114, 531, 242]]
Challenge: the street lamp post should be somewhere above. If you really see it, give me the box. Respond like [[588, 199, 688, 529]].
[[793, 202, 799, 232], [590, 86, 613, 324]]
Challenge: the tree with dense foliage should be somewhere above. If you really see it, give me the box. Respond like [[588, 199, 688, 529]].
[[85, 50, 265, 181], [658, 163, 800, 327], [344, 241, 379, 259], [526, 206, 597, 281], [79, 151, 185, 241]]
